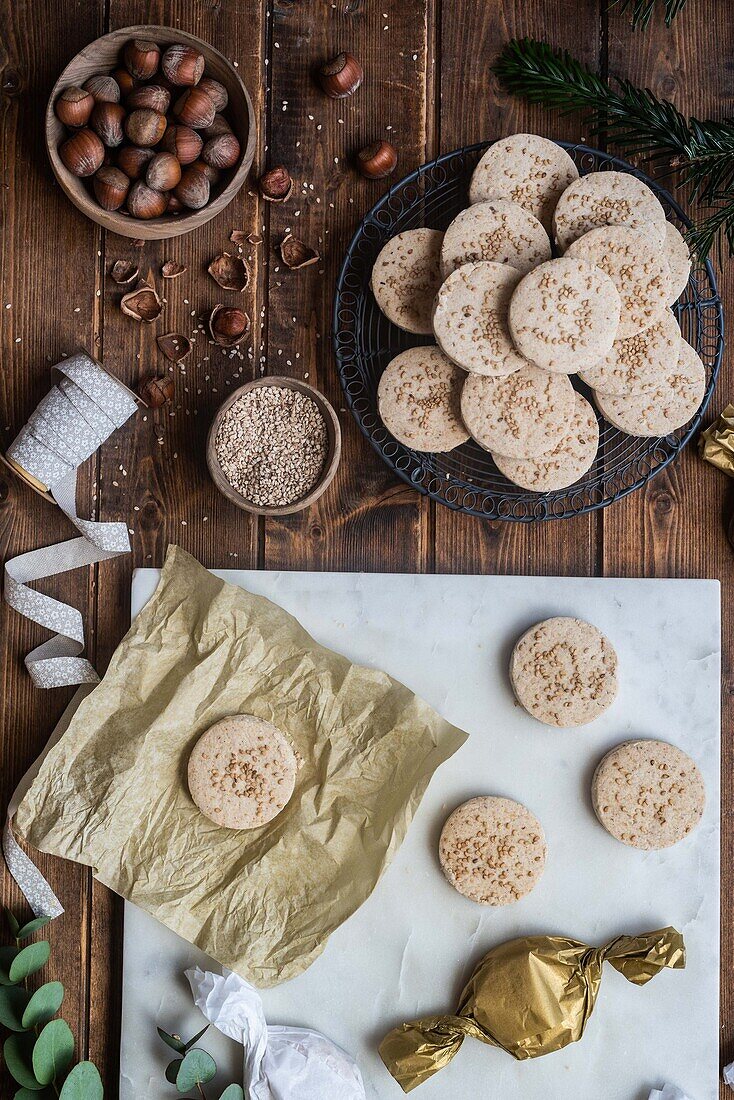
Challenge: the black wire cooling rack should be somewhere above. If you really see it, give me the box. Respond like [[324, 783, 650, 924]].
[[332, 142, 725, 522]]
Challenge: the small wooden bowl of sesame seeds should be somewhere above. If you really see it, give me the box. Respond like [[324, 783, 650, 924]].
[[206, 376, 342, 516]]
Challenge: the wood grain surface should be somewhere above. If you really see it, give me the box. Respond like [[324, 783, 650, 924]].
[[0, 0, 730, 1094]]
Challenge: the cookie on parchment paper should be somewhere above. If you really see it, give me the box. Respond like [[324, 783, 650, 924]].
[[432, 261, 527, 376], [566, 226, 671, 338], [492, 392, 599, 492], [579, 309, 681, 396], [378, 346, 470, 452], [663, 221, 692, 305], [593, 337, 706, 437], [552, 169, 667, 251], [468, 133, 579, 231], [461, 365, 575, 459], [439, 796, 547, 905], [592, 739, 705, 850], [188, 715, 299, 830], [508, 257, 621, 374], [440, 198, 551, 279], [510, 616, 618, 727], [370, 228, 444, 335]]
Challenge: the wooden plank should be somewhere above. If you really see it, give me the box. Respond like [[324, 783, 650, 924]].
[[262, 0, 432, 573], [603, 4, 733, 1085], [0, 0, 103, 1071]]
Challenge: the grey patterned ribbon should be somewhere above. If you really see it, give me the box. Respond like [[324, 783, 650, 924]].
[[2, 351, 137, 916]]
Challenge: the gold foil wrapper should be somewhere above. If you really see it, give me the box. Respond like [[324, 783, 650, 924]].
[[699, 404, 734, 475], [379, 927, 685, 1092]]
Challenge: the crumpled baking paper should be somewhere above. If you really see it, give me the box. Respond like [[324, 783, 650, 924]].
[[14, 545, 467, 986], [186, 966, 366, 1100], [648, 1087, 695, 1100]]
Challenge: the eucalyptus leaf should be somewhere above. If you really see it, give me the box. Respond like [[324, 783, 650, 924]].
[[176, 1048, 217, 1092], [165, 1058, 183, 1083], [4, 908, 21, 938], [58, 1061, 104, 1099], [157, 1026, 187, 1054], [184, 1023, 210, 1051], [0, 985, 31, 1031], [22, 983, 64, 1030], [9, 942, 51, 983], [219, 1086, 245, 1100], [32, 1018, 74, 1085], [14, 1089, 56, 1099], [16, 917, 53, 942], [0, 945, 19, 985], [4, 1033, 43, 1090]]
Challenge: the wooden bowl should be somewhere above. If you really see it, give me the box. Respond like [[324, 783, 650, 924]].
[[46, 26, 256, 240], [206, 378, 342, 516]]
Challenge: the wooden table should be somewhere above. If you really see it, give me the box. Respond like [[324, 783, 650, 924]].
[[1, 0, 731, 1093]]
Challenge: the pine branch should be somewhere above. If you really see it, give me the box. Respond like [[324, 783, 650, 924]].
[[617, 0, 690, 28]]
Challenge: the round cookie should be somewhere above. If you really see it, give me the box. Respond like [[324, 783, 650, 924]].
[[594, 337, 706, 437], [592, 739, 705, 850], [552, 170, 667, 251], [370, 228, 444, 335], [468, 133, 579, 231], [432, 261, 527, 376], [492, 393, 599, 492], [663, 221, 692, 305], [508, 257, 621, 374], [461, 366, 575, 459], [510, 617, 618, 727], [566, 226, 671, 338], [378, 346, 470, 452], [439, 796, 546, 906], [188, 715, 298, 830], [440, 199, 551, 279], [579, 309, 681, 396]]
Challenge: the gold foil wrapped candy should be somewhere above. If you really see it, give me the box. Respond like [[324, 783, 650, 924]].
[[699, 404, 734, 476], [379, 927, 685, 1093]]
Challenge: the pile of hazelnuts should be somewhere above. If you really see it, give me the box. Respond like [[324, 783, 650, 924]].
[[54, 38, 241, 219]]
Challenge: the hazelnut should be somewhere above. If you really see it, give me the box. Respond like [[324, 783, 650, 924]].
[[123, 38, 160, 81], [140, 375, 175, 407], [160, 124, 202, 165], [166, 193, 184, 213], [280, 234, 320, 269], [191, 159, 221, 186], [55, 86, 94, 128], [198, 77, 228, 112], [116, 145, 155, 180], [110, 259, 139, 284], [202, 113, 232, 139], [59, 128, 105, 176], [202, 132, 240, 169], [127, 180, 168, 219], [145, 151, 182, 192], [93, 165, 129, 210], [161, 43, 205, 87], [126, 84, 171, 114], [174, 87, 216, 129], [121, 281, 163, 321], [357, 139, 398, 179], [124, 108, 167, 147], [112, 67, 136, 97], [83, 74, 121, 104], [173, 165, 210, 209], [209, 304, 250, 347], [259, 165, 292, 203], [90, 102, 126, 147], [318, 52, 363, 98]]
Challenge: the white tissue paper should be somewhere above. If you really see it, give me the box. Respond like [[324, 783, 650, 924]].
[[724, 1060, 734, 1090], [648, 1086, 695, 1100], [185, 966, 366, 1100]]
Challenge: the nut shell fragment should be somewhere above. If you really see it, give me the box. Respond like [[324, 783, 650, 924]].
[[110, 259, 139, 285], [208, 252, 249, 292], [157, 332, 192, 363], [209, 304, 251, 347], [120, 281, 163, 322], [161, 260, 187, 279], [139, 375, 175, 408], [259, 165, 292, 203], [280, 234, 320, 270]]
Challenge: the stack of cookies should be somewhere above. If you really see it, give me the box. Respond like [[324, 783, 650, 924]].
[[371, 133, 703, 494]]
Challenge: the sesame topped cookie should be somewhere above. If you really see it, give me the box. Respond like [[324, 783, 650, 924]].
[[469, 133, 579, 231], [461, 365, 575, 459], [663, 221, 692, 305], [432, 261, 527, 376], [579, 308, 681, 396], [378, 346, 470, 452], [370, 228, 444, 335], [552, 170, 667, 251], [440, 199, 551, 279], [492, 392, 599, 492]]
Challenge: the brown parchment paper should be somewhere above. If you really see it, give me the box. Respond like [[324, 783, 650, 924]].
[[15, 546, 468, 986]]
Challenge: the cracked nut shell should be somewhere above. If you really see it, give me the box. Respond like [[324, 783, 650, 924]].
[[209, 304, 250, 347], [121, 281, 163, 321], [208, 252, 249, 292], [259, 165, 292, 202], [140, 375, 175, 407], [280, 233, 320, 269]]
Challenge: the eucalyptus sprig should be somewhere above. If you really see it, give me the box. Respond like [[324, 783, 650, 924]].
[[158, 1025, 244, 1100], [1, 908, 103, 1098]]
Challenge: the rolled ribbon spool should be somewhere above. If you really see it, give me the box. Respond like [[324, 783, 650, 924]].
[[2, 350, 138, 917]]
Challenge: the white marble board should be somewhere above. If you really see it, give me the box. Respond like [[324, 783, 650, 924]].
[[120, 569, 720, 1100]]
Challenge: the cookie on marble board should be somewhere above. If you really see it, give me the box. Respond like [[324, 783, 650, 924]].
[[378, 346, 470, 452], [579, 309, 681, 396], [440, 198, 551, 279], [432, 261, 527, 376], [510, 616, 618, 727], [508, 257, 621, 374], [468, 133, 579, 231], [492, 392, 599, 492], [566, 226, 671, 338], [552, 169, 667, 251], [461, 365, 575, 459], [592, 739, 705, 849], [370, 228, 444, 335], [593, 337, 706, 437], [663, 221, 692, 305], [439, 796, 547, 905], [188, 715, 298, 830]]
